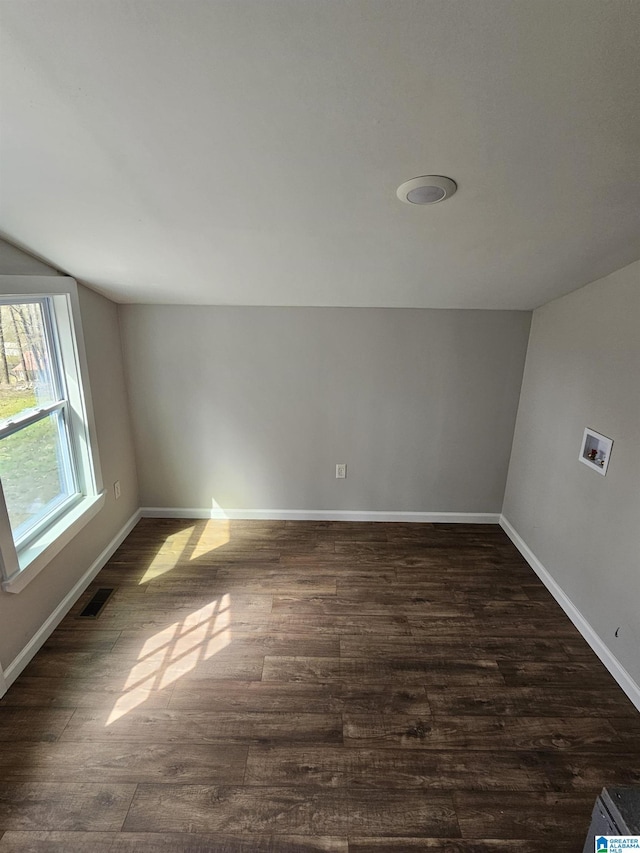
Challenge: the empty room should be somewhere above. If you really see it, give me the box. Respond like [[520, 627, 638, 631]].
[[0, 1, 639, 850]]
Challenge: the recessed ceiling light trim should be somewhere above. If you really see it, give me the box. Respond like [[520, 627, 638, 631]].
[[397, 175, 457, 205]]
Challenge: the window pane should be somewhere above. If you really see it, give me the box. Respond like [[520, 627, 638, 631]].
[[0, 411, 78, 543], [0, 301, 59, 422]]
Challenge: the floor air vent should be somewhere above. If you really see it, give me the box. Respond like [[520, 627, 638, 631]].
[[78, 588, 115, 618]]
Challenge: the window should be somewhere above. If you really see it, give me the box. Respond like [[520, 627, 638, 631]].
[[0, 298, 78, 543], [0, 278, 104, 592]]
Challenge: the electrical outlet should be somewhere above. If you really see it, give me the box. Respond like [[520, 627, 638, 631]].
[[114, 480, 121, 500], [336, 463, 347, 479]]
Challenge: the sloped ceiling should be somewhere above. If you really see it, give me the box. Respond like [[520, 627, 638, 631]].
[[1, 0, 639, 308]]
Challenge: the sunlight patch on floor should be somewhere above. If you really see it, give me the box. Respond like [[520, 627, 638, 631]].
[[138, 526, 195, 584], [106, 597, 232, 725], [189, 519, 230, 560]]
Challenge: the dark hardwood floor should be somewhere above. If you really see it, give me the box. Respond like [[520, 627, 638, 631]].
[[1, 518, 639, 851]]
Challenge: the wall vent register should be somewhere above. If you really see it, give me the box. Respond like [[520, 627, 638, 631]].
[[78, 587, 115, 618]]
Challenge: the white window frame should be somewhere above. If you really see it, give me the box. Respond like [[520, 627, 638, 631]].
[[0, 276, 104, 593]]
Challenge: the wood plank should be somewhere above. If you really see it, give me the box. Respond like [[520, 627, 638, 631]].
[[341, 636, 578, 663], [606, 716, 640, 751], [263, 657, 504, 686], [409, 616, 581, 638], [503, 717, 627, 753], [342, 715, 514, 751], [40, 630, 121, 652], [561, 638, 606, 658], [339, 639, 440, 660], [74, 606, 270, 632], [23, 650, 265, 683], [168, 681, 347, 713], [111, 632, 339, 659], [348, 840, 578, 852], [0, 783, 135, 831], [168, 681, 431, 715], [0, 741, 247, 784], [427, 685, 639, 718], [109, 834, 348, 852], [339, 658, 504, 687], [229, 615, 413, 637], [245, 746, 550, 791], [123, 785, 458, 836], [0, 710, 74, 743], [145, 574, 338, 596], [497, 660, 616, 687], [334, 543, 492, 558], [453, 791, 594, 843], [0, 677, 173, 710], [272, 596, 473, 618], [464, 637, 576, 662], [335, 584, 471, 612], [0, 832, 116, 852], [115, 592, 273, 613], [59, 709, 343, 745], [469, 600, 567, 619], [323, 570, 397, 585], [532, 750, 640, 791], [261, 657, 342, 682]]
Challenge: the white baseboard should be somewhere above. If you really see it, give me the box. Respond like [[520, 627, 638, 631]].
[[500, 514, 640, 713], [2, 509, 142, 691], [141, 507, 501, 524]]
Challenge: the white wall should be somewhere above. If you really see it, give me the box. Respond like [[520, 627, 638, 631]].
[[120, 305, 531, 515], [0, 243, 139, 669], [503, 259, 640, 686], [0, 239, 62, 276]]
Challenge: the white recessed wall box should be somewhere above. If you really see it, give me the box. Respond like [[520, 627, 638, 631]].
[[579, 428, 613, 476]]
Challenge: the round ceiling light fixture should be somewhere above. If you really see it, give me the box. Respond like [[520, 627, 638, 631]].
[[396, 175, 457, 205]]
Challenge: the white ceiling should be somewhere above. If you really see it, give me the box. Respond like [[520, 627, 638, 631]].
[[1, 0, 639, 309]]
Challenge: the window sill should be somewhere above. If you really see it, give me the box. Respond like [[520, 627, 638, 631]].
[[1, 492, 106, 594]]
